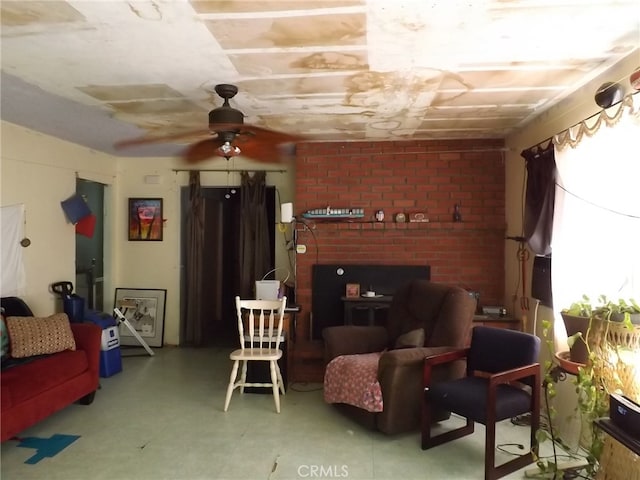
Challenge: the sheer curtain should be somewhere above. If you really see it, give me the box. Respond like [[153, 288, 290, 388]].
[[551, 98, 640, 349]]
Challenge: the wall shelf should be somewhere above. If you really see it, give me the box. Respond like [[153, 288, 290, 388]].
[[297, 220, 505, 232]]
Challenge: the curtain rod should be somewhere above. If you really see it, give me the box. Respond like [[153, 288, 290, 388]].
[[172, 168, 287, 173], [524, 91, 638, 153]]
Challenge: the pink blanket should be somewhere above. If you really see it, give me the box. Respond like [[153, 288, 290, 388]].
[[323, 352, 384, 412]]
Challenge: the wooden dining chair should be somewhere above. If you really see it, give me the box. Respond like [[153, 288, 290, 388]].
[[223, 296, 287, 413]]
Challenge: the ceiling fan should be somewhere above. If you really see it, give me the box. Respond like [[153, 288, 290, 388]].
[[115, 84, 303, 164]]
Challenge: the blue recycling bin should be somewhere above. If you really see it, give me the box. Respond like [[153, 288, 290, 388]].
[[63, 294, 85, 323], [84, 309, 123, 378], [52, 281, 84, 323]]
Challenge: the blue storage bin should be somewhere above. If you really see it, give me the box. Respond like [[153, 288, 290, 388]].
[[100, 348, 122, 378], [84, 309, 116, 329], [85, 309, 123, 377]]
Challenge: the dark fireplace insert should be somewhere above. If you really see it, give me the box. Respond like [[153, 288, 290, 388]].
[[311, 264, 431, 339]]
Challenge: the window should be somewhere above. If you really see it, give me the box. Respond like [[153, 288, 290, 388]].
[[551, 100, 640, 348]]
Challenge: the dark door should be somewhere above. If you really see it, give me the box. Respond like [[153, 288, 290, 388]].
[[180, 186, 275, 347]]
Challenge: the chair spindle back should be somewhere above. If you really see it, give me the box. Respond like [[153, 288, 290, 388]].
[[235, 296, 286, 351]]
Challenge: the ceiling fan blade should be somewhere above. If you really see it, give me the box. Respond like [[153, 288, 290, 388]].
[[114, 128, 213, 149], [209, 123, 304, 141], [235, 136, 297, 164]]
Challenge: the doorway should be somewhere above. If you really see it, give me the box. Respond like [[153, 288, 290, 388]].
[[180, 186, 275, 347], [75, 179, 105, 311]]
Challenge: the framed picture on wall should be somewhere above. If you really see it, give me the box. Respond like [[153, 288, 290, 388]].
[[114, 288, 166, 347], [128, 198, 163, 241]]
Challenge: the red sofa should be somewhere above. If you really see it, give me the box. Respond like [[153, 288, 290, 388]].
[[1, 298, 101, 442]]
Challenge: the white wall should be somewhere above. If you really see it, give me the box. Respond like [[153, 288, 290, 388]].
[[1, 122, 295, 345], [1, 122, 117, 315]]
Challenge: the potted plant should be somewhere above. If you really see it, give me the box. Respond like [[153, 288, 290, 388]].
[[561, 295, 638, 364], [533, 318, 606, 479], [534, 296, 638, 478]]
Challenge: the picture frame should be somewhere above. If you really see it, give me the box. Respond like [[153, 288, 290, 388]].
[[114, 288, 166, 347], [128, 198, 163, 241], [345, 283, 360, 298]]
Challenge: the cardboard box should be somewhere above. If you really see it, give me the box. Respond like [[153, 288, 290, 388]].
[[255, 280, 281, 300]]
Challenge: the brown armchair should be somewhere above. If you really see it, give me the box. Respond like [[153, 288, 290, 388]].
[[322, 279, 476, 434]]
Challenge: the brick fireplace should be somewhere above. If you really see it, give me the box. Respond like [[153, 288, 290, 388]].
[[292, 138, 507, 347]]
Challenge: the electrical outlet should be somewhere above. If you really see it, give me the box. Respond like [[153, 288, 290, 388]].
[[296, 244, 307, 254]]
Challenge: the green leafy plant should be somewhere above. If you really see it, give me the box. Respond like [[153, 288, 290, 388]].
[[565, 294, 639, 323], [533, 296, 637, 479], [533, 319, 594, 478], [562, 295, 636, 364]]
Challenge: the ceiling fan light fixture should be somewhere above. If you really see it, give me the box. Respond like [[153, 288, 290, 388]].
[[217, 141, 241, 160]]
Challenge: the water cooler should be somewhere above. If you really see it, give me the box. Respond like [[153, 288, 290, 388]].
[[84, 310, 123, 377]]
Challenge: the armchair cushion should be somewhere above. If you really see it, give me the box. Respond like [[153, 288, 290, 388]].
[[393, 327, 424, 349], [429, 377, 532, 423], [323, 326, 388, 362]]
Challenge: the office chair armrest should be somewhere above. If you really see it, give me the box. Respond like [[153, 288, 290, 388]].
[[488, 363, 541, 388]]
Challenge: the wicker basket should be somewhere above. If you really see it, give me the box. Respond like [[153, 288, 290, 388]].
[[593, 320, 640, 480]]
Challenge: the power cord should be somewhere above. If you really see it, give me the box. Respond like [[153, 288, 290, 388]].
[[298, 220, 320, 265], [496, 443, 525, 455]]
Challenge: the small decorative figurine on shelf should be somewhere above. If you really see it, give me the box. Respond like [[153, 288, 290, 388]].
[[453, 204, 462, 222], [375, 210, 385, 222]]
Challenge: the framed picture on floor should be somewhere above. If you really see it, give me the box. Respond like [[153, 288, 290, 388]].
[[114, 288, 166, 347], [128, 198, 163, 241]]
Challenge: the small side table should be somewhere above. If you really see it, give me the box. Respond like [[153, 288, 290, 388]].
[[473, 314, 521, 331], [341, 296, 393, 326]]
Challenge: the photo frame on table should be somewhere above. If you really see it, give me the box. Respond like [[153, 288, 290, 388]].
[[114, 288, 166, 347], [128, 198, 163, 241], [345, 283, 360, 298]]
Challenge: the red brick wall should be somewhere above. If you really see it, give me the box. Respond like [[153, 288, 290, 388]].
[[293, 139, 507, 342]]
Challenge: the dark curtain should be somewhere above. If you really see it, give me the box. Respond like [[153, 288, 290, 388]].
[[521, 145, 557, 256], [239, 171, 270, 298], [183, 171, 205, 346]]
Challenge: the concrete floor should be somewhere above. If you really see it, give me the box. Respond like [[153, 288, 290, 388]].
[[1, 346, 549, 480]]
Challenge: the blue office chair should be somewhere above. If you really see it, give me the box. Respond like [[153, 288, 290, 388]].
[[422, 326, 541, 480]]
